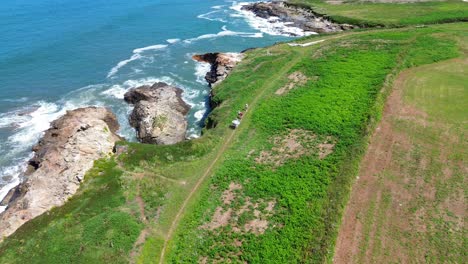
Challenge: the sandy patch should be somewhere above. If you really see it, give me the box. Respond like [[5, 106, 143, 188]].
[[256, 129, 336, 166], [276, 71, 309, 95], [201, 183, 276, 236], [222, 182, 242, 205], [201, 207, 233, 230]]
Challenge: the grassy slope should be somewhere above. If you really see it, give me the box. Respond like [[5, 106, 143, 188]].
[[335, 37, 467, 263], [288, 0, 468, 26], [0, 21, 465, 264], [167, 25, 465, 263], [391, 57, 466, 262]]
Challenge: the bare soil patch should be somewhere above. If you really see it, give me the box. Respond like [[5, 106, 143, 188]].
[[256, 129, 336, 166], [275, 71, 309, 95], [199, 182, 277, 262], [201, 183, 276, 235]]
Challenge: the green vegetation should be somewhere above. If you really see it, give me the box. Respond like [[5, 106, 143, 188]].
[[346, 53, 467, 263], [0, 159, 142, 263], [288, 0, 468, 26], [153, 115, 168, 130], [165, 26, 463, 263], [0, 16, 466, 264]]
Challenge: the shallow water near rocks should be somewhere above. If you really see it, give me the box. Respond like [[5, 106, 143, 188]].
[[0, 0, 315, 207]]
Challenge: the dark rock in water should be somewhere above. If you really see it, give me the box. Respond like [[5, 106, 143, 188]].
[[124, 82, 190, 145], [192, 53, 244, 87], [0, 107, 122, 240], [0, 184, 25, 207], [241, 1, 357, 35]]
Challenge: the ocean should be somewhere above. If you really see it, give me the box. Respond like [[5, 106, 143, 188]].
[[0, 0, 312, 210]]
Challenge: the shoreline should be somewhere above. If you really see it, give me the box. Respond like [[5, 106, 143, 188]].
[[0, 0, 341, 231]]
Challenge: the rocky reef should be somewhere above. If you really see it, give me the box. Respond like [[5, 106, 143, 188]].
[[124, 82, 191, 145], [0, 107, 121, 239], [241, 1, 356, 35], [192, 52, 244, 87]]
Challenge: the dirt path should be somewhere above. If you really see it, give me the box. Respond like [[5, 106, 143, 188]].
[[157, 129, 236, 264], [333, 85, 401, 263], [130, 181, 150, 262], [157, 51, 304, 264], [157, 29, 423, 263]]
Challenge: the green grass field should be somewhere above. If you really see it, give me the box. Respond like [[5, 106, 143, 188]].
[[0, 19, 466, 264], [165, 26, 465, 263], [288, 0, 468, 26], [395, 57, 466, 263], [334, 51, 467, 263]]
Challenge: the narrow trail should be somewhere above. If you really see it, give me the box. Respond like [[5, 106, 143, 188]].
[[157, 130, 236, 264], [156, 28, 402, 263], [130, 183, 149, 263], [158, 51, 304, 264]]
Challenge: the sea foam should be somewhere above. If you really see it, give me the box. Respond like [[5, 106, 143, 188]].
[[194, 61, 211, 85], [107, 44, 168, 78], [184, 25, 263, 44], [166, 38, 181, 44], [230, 2, 317, 37], [101, 76, 175, 99]]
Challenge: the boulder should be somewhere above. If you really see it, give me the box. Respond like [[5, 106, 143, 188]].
[[124, 82, 190, 145], [0, 107, 121, 239]]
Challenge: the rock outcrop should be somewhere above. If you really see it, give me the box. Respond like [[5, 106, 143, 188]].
[[192, 53, 244, 87], [241, 1, 356, 35], [124, 82, 190, 145], [0, 107, 121, 239]]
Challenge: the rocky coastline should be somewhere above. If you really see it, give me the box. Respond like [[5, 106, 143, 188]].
[[193, 52, 244, 87], [124, 82, 191, 145], [0, 81, 192, 239], [0, 107, 121, 239], [241, 1, 356, 35]]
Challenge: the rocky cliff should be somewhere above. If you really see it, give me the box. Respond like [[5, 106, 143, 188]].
[[242, 1, 356, 34], [192, 52, 244, 87], [124, 82, 190, 145], [0, 107, 121, 239]]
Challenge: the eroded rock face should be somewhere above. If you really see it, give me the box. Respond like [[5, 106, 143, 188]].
[[0, 107, 121, 239], [124, 82, 190, 145], [192, 52, 244, 87], [241, 1, 356, 35]]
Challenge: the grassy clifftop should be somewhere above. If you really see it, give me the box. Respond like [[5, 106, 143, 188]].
[[1, 22, 465, 263], [288, 0, 468, 26]]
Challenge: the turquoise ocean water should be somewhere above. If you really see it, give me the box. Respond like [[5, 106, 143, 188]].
[[0, 0, 310, 208]]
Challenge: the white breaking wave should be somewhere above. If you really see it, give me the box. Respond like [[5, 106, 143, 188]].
[[230, 2, 318, 37], [132, 44, 168, 54], [194, 61, 211, 84], [107, 53, 143, 78], [194, 109, 207, 121], [101, 76, 175, 99], [0, 97, 29, 103], [0, 176, 21, 213], [198, 10, 227, 23], [166, 38, 181, 44], [184, 25, 263, 44], [107, 44, 168, 78]]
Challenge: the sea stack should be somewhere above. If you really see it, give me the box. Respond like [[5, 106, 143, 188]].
[[0, 107, 121, 239], [124, 82, 191, 145]]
